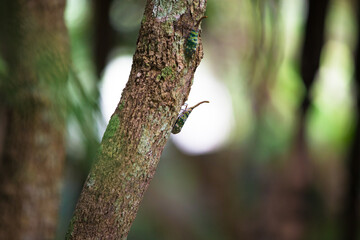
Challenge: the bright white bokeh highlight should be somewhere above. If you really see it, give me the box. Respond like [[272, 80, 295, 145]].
[[99, 56, 234, 155], [100, 56, 132, 122], [171, 63, 234, 155], [98, 56, 132, 137]]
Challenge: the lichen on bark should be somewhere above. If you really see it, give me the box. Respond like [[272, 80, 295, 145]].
[[152, 0, 187, 20], [66, 0, 207, 239]]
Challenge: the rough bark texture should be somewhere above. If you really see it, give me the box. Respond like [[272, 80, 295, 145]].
[[0, 0, 69, 239], [66, 0, 207, 239]]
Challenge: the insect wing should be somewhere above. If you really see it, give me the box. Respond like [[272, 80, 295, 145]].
[[171, 110, 192, 134], [185, 30, 199, 58]]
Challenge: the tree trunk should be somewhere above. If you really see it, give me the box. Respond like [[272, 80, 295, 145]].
[[0, 0, 69, 239], [66, 0, 207, 239], [93, 0, 115, 77], [261, 1, 330, 239], [342, 1, 360, 239]]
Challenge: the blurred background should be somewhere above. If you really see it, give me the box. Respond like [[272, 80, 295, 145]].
[[1, 0, 360, 239], [60, 0, 360, 239]]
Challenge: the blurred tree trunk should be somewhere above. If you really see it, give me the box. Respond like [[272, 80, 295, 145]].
[[93, 0, 115, 77], [342, 1, 360, 239], [66, 0, 207, 239], [0, 0, 68, 239], [0, 0, 69, 239], [287, 0, 329, 238], [261, 1, 330, 239]]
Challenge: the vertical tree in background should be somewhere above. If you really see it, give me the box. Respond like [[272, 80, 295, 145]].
[[296, 0, 330, 199], [0, 0, 69, 239], [288, 0, 329, 238], [343, 1, 360, 239], [260, 1, 330, 239], [66, 0, 207, 239], [93, 0, 115, 77]]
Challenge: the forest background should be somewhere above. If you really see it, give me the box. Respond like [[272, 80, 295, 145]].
[[0, 0, 359, 239]]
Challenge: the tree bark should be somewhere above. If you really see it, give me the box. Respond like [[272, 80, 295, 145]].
[[66, 0, 207, 239], [0, 0, 69, 239]]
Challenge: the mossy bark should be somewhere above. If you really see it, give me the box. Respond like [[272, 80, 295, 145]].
[[0, 0, 69, 239], [66, 0, 207, 239]]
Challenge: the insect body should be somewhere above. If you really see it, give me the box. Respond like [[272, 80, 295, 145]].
[[172, 101, 209, 134], [185, 16, 208, 59]]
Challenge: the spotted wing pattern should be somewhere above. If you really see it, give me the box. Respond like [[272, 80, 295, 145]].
[[185, 30, 199, 59], [171, 109, 193, 134]]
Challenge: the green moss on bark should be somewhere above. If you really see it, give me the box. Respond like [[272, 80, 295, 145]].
[[156, 66, 176, 82], [66, 0, 207, 239], [118, 101, 125, 111], [102, 114, 120, 142], [161, 21, 174, 35], [65, 216, 77, 239]]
